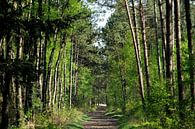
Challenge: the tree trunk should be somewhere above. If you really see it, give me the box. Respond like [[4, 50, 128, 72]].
[[184, 0, 194, 110], [139, 1, 151, 98], [47, 29, 58, 108], [166, 0, 174, 96], [52, 46, 63, 107], [1, 73, 11, 129], [74, 43, 79, 105], [42, 31, 49, 110], [158, 0, 166, 78], [63, 46, 67, 106], [131, 0, 142, 65], [1, 35, 11, 129], [154, 0, 162, 79], [15, 31, 24, 127], [174, 0, 185, 118], [124, 0, 145, 108], [69, 39, 74, 109]]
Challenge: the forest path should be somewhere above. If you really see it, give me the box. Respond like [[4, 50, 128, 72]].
[[84, 105, 119, 129]]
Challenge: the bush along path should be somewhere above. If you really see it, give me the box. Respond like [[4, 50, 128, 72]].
[[84, 106, 119, 129]]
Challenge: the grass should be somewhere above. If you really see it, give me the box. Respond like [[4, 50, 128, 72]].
[[10, 107, 90, 129]]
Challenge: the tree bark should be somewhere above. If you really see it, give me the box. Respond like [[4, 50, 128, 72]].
[[166, 0, 174, 96], [154, 0, 162, 79], [1, 35, 11, 129], [174, 0, 185, 118], [158, 0, 166, 78], [124, 0, 145, 108], [47, 29, 58, 108], [15, 31, 24, 127], [139, 0, 151, 98], [184, 0, 194, 110], [42, 31, 49, 110], [69, 38, 74, 109]]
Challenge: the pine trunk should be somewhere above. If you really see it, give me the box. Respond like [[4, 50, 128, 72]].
[[139, 1, 151, 97], [154, 0, 162, 78], [166, 0, 174, 95], [184, 0, 194, 110], [158, 0, 166, 78], [174, 0, 185, 118], [124, 0, 145, 108]]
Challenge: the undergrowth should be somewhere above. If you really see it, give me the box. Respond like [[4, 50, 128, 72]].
[[106, 105, 195, 129], [10, 107, 90, 129]]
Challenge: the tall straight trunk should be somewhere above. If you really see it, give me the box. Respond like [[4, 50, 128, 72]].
[[172, 0, 176, 96], [52, 45, 64, 106], [74, 43, 79, 104], [158, 0, 166, 78], [139, 1, 151, 98], [131, 0, 142, 67], [166, 0, 174, 96], [47, 29, 58, 108], [174, 0, 185, 117], [1, 72, 11, 129], [69, 41, 74, 109], [0, 1, 9, 127], [48, 69, 53, 107], [124, 0, 145, 108], [1, 35, 11, 129], [25, 29, 37, 114], [57, 66, 63, 109], [15, 31, 24, 127], [52, 34, 66, 106], [63, 46, 67, 106], [42, 31, 49, 109], [37, 36, 43, 99], [184, 0, 194, 110], [154, 0, 162, 78]]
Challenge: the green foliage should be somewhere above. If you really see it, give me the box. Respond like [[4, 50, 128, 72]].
[[10, 108, 88, 129]]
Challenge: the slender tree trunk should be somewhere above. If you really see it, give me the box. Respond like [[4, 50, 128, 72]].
[[74, 43, 79, 105], [1, 73, 11, 129], [47, 29, 58, 108], [166, 0, 174, 96], [131, 0, 141, 65], [154, 0, 162, 78], [52, 46, 63, 106], [158, 0, 166, 78], [139, 1, 151, 98], [1, 35, 11, 129], [69, 40, 74, 109], [172, 0, 176, 96], [124, 0, 145, 108], [48, 69, 53, 107], [15, 32, 24, 127], [184, 0, 194, 110], [42, 31, 49, 110], [63, 46, 67, 106], [174, 0, 185, 118], [57, 67, 62, 109]]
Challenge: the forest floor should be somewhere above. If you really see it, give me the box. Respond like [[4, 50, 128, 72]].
[[84, 106, 119, 129]]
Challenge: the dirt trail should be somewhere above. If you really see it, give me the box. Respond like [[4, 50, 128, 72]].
[[84, 106, 118, 129]]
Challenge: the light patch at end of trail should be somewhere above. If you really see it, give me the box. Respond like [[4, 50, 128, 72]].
[[97, 103, 107, 107]]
